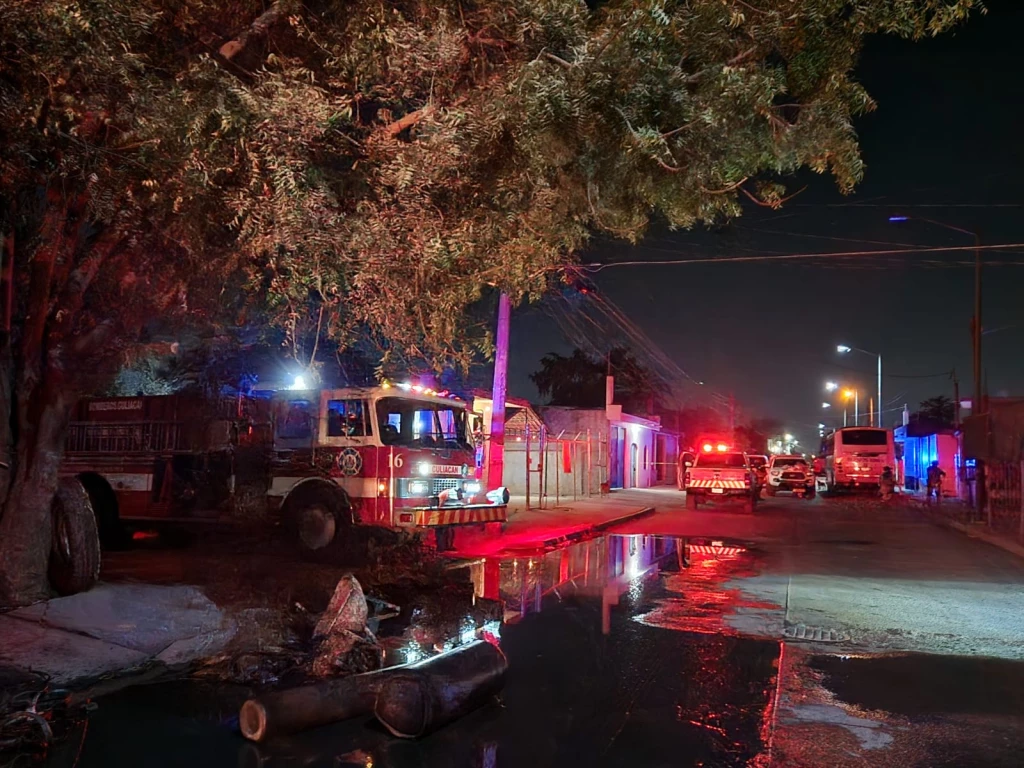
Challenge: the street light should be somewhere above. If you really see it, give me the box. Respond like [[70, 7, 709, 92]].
[[837, 344, 882, 427], [842, 388, 859, 426], [825, 381, 838, 392], [889, 214, 982, 413], [821, 402, 831, 409]]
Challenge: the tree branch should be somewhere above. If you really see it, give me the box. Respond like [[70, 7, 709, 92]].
[[218, 0, 295, 62], [740, 184, 808, 209], [542, 52, 574, 69], [383, 105, 435, 136], [701, 177, 749, 194]]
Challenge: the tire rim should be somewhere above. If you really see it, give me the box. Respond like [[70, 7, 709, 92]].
[[298, 505, 335, 550]]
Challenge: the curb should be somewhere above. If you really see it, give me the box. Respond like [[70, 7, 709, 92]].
[[929, 513, 1024, 560], [537, 506, 656, 548]]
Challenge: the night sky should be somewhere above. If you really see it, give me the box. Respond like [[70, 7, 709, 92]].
[[505, 0, 1024, 447]]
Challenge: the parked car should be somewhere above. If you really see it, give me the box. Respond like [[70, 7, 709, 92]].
[[765, 455, 814, 498]]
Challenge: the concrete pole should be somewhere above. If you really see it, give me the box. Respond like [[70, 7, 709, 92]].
[[486, 293, 511, 491], [525, 422, 531, 510], [877, 354, 883, 429]]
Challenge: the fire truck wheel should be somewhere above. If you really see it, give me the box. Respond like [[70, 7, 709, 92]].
[[685, 494, 698, 511], [285, 485, 350, 554], [48, 478, 101, 596], [78, 473, 125, 549]]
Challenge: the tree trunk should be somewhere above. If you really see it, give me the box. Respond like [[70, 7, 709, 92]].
[[0, 355, 74, 608]]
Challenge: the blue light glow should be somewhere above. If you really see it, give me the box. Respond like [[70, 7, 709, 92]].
[[888, 215, 909, 222]]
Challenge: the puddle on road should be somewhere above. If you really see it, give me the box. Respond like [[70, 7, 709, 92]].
[[811, 653, 1024, 717], [51, 534, 781, 768]]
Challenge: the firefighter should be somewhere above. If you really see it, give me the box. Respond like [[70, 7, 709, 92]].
[[880, 466, 895, 501], [926, 461, 946, 502]]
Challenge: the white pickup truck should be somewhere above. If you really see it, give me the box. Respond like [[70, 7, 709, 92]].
[[765, 455, 815, 498], [684, 451, 758, 513]]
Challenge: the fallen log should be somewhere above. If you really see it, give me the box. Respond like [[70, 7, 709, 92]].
[[239, 640, 507, 742], [239, 667, 392, 742], [374, 640, 508, 739]]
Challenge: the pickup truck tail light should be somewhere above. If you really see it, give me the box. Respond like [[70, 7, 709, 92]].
[[684, 471, 691, 486], [744, 475, 751, 487]]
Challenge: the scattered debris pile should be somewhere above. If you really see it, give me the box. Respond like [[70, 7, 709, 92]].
[[310, 575, 381, 678]]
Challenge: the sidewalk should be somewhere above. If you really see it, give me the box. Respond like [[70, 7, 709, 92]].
[[918, 496, 1024, 561], [453, 488, 662, 556]]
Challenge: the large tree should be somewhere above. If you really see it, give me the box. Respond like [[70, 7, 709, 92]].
[[531, 347, 657, 412], [0, 0, 980, 605]]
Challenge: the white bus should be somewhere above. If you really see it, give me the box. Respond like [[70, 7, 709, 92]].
[[821, 427, 895, 492]]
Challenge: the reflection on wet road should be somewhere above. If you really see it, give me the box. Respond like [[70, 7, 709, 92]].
[[63, 534, 781, 768]]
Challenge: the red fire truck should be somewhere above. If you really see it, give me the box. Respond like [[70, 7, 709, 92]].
[[60, 382, 508, 552]]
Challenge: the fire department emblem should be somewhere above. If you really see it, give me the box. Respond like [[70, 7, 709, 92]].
[[337, 447, 362, 476]]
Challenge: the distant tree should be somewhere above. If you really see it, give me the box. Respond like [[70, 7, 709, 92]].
[[531, 347, 657, 412], [912, 396, 955, 429], [734, 418, 783, 454], [675, 406, 729, 447], [531, 350, 604, 407]]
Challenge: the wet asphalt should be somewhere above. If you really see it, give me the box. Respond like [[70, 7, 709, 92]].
[[38, 494, 1024, 767]]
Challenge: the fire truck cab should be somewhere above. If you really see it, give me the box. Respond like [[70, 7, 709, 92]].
[[269, 382, 508, 551]]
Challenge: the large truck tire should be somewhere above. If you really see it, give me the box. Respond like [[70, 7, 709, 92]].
[[78, 472, 126, 549], [49, 478, 101, 596], [283, 483, 351, 556]]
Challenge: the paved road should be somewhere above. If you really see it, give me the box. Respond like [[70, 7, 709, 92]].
[[58, 491, 1024, 767], [613, 490, 1024, 766]]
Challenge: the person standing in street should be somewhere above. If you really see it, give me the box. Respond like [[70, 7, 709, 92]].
[[926, 461, 946, 503]]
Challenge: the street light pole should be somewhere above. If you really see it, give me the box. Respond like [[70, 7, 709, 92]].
[[837, 345, 881, 428], [974, 231, 983, 413], [876, 355, 882, 428]]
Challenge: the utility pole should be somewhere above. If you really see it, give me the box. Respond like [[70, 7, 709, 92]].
[[973, 231, 983, 414], [952, 369, 960, 430], [728, 393, 736, 440], [486, 293, 511, 491]]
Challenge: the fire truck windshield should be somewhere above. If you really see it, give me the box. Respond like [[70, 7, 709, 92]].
[[375, 397, 470, 449]]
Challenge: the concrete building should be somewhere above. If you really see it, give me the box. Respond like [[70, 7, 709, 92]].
[[472, 376, 680, 501]]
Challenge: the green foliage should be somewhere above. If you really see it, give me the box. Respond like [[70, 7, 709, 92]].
[[531, 347, 658, 412], [0, 0, 984, 378], [913, 395, 956, 428]]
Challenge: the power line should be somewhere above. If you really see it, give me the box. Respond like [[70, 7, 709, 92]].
[[583, 242, 1024, 271]]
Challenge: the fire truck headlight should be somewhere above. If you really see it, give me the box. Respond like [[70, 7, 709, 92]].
[[409, 480, 429, 495], [417, 462, 432, 476], [464, 481, 482, 495]]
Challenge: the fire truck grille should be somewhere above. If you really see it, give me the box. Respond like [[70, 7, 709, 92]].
[[431, 478, 461, 495]]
